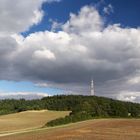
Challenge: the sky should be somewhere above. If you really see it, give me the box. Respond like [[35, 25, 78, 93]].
[[0, 0, 140, 102]]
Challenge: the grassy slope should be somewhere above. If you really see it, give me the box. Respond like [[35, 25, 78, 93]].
[[0, 110, 70, 132], [0, 119, 140, 140]]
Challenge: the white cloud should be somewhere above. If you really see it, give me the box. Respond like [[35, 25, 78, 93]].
[[31, 10, 44, 25], [0, 91, 50, 99], [49, 19, 63, 32], [103, 4, 114, 15], [0, 0, 46, 34], [46, 0, 62, 3], [128, 78, 140, 85], [117, 91, 140, 102], [33, 49, 56, 60], [35, 82, 49, 87], [0, 0, 61, 34], [63, 6, 103, 34]]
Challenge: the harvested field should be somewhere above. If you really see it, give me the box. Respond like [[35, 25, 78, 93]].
[[0, 110, 70, 132], [1, 119, 140, 140]]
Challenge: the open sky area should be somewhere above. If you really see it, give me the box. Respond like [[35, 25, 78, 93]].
[[0, 0, 140, 102]]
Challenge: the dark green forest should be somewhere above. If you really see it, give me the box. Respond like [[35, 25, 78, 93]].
[[0, 95, 140, 126]]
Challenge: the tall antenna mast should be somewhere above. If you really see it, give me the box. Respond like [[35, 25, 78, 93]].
[[90, 79, 95, 96]]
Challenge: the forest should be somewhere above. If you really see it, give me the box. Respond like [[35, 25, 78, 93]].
[[0, 95, 140, 126]]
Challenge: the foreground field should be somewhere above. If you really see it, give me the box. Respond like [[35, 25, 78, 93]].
[[0, 119, 140, 140], [0, 110, 70, 132]]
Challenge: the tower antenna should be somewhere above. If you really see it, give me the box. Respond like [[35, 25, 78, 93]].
[[90, 79, 95, 96]]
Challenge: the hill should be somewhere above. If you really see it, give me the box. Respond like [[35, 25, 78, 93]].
[[0, 110, 70, 132], [0, 95, 140, 126], [42, 95, 140, 126]]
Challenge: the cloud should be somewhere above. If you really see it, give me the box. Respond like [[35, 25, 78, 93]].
[[63, 6, 103, 33], [0, 0, 61, 34], [46, 0, 62, 3], [0, 91, 50, 100], [33, 49, 56, 60], [117, 91, 140, 103], [0, 3, 140, 102], [49, 19, 63, 32], [0, 0, 46, 34], [103, 4, 114, 15]]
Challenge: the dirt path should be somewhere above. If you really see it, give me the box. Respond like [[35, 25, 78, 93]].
[[0, 120, 84, 137]]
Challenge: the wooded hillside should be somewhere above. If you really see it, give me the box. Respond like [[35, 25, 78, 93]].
[[0, 95, 140, 126]]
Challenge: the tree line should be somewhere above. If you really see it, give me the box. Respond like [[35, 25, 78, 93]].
[[44, 95, 140, 126], [0, 95, 140, 126]]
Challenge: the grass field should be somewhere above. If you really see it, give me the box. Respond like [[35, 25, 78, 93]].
[[0, 119, 140, 140], [0, 110, 70, 132]]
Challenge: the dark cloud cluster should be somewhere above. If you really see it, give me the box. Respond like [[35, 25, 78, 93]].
[[0, 1, 140, 102]]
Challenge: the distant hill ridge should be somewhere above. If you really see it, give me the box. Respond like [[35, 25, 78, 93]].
[[0, 95, 140, 126]]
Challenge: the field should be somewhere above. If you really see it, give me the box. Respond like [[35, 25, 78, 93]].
[[0, 118, 140, 140], [0, 110, 70, 132]]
